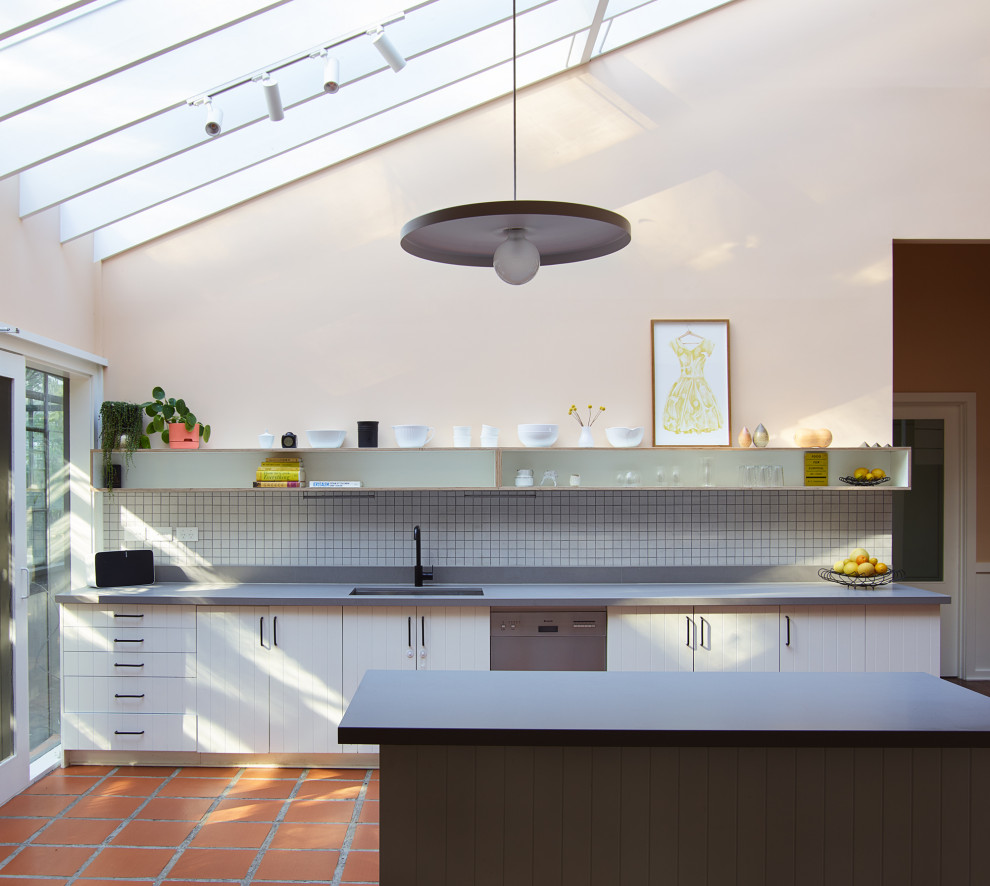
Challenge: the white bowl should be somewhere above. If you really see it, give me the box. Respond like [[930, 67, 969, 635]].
[[605, 426, 645, 448], [517, 423, 559, 447], [305, 429, 346, 448]]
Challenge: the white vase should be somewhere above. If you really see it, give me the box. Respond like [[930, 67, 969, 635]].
[[578, 426, 594, 447]]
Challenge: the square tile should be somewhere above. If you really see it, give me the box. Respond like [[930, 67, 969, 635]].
[[83, 847, 175, 879], [33, 819, 119, 846], [206, 799, 283, 823], [164, 848, 257, 880], [188, 822, 272, 848], [0, 879, 66, 886], [350, 825, 379, 851], [304, 769, 365, 781], [253, 850, 339, 881], [0, 796, 75, 818], [268, 822, 348, 850], [76, 880, 154, 886], [64, 795, 145, 820], [358, 801, 378, 823], [0, 818, 47, 842], [0, 846, 95, 877], [112, 767, 176, 778], [293, 780, 362, 801], [282, 800, 354, 823], [175, 767, 238, 779], [225, 779, 295, 801], [241, 768, 302, 780], [134, 798, 214, 821], [24, 775, 100, 796], [111, 820, 196, 847], [157, 778, 230, 798], [340, 850, 379, 883], [94, 777, 166, 797]]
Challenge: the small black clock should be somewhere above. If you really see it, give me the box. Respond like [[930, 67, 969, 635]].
[[281, 432, 297, 448]]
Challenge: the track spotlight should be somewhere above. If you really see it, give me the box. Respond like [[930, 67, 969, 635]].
[[204, 100, 222, 136], [368, 25, 406, 72], [260, 75, 284, 121], [322, 54, 340, 94]]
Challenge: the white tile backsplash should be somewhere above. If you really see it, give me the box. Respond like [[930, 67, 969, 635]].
[[102, 490, 892, 569]]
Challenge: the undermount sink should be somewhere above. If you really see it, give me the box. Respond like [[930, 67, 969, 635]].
[[350, 586, 484, 596]]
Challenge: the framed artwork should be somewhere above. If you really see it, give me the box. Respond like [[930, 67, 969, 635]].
[[651, 319, 731, 446]]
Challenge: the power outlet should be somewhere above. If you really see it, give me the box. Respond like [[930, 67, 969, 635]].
[[175, 527, 198, 542]]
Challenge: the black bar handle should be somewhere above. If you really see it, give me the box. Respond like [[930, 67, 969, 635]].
[[114, 693, 145, 698], [785, 615, 791, 647], [113, 662, 144, 668], [421, 615, 426, 648], [686, 615, 690, 648], [113, 613, 144, 618], [273, 616, 278, 647], [699, 617, 706, 649], [113, 638, 144, 643], [114, 730, 145, 735], [408, 616, 412, 648], [260, 616, 264, 646]]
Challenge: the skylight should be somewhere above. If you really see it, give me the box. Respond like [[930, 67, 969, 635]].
[[0, 0, 735, 261]]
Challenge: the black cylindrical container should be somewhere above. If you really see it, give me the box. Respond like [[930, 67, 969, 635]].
[[357, 421, 379, 448]]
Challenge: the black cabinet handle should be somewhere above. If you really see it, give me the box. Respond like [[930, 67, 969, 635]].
[[114, 730, 145, 735], [686, 615, 691, 648], [260, 616, 264, 646], [113, 638, 144, 643], [785, 615, 791, 647], [114, 693, 145, 698], [113, 662, 144, 668], [273, 616, 278, 647], [408, 616, 412, 648], [113, 613, 143, 619], [421, 616, 426, 648], [699, 617, 706, 649]]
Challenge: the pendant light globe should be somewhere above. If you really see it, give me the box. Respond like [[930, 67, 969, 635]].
[[493, 229, 540, 285]]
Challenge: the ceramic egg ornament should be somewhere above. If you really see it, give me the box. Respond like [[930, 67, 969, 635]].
[[752, 424, 769, 447], [737, 426, 753, 448]]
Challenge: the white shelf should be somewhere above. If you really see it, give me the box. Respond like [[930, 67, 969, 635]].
[[91, 447, 910, 492]]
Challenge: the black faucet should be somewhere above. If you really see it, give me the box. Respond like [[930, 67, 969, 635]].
[[413, 525, 434, 587]]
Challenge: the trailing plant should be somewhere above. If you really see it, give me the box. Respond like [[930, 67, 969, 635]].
[[141, 385, 212, 446], [99, 401, 146, 487]]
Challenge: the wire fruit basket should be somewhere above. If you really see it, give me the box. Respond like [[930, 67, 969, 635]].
[[818, 566, 904, 588], [838, 476, 891, 487]]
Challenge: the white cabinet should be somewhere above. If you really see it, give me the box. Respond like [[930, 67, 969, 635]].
[[61, 603, 197, 752], [864, 605, 941, 676], [606, 606, 780, 672], [779, 605, 866, 672], [341, 606, 490, 752], [196, 606, 344, 754]]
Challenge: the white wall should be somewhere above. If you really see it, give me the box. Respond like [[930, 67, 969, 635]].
[[98, 0, 990, 449]]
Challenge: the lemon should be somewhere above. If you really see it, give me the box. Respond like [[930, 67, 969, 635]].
[[864, 472, 875, 481], [857, 562, 875, 577], [854, 468, 868, 479], [875, 562, 888, 575], [872, 468, 886, 479], [850, 547, 870, 561], [869, 557, 878, 566], [832, 560, 847, 572], [843, 561, 859, 576]]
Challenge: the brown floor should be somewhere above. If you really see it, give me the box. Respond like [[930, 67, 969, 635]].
[[0, 766, 379, 886]]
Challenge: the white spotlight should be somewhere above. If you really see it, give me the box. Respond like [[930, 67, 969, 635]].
[[493, 229, 540, 285], [204, 100, 222, 136], [368, 25, 406, 72], [261, 76, 284, 121], [323, 55, 340, 94]]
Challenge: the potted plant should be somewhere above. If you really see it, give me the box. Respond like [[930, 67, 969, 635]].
[[98, 401, 146, 488], [141, 386, 212, 449]]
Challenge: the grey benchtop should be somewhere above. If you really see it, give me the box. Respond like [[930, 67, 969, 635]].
[[57, 580, 949, 607], [337, 670, 990, 748]]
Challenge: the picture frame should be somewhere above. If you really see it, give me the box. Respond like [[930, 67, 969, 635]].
[[651, 319, 731, 446]]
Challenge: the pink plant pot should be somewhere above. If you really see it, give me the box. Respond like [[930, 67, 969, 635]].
[[168, 422, 200, 449]]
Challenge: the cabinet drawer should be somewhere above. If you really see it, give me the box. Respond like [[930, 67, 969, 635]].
[[63, 676, 197, 714], [62, 604, 196, 630], [63, 650, 196, 678], [63, 625, 196, 654], [62, 712, 197, 752]]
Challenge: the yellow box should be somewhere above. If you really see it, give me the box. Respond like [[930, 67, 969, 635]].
[[804, 451, 828, 486]]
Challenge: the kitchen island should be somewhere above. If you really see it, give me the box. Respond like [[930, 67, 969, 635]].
[[339, 669, 990, 885]]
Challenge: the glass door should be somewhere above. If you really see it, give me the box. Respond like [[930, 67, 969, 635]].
[[0, 350, 28, 805]]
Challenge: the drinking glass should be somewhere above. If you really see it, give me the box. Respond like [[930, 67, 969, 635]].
[[771, 465, 784, 487], [738, 465, 754, 488], [700, 457, 713, 487], [656, 467, 666, 486]]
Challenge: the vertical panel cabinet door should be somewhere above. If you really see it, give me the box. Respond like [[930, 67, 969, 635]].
[[268, 607, 344, 754], [864, 605, 941, 676], [606, 606, 695, 671], [779, 605, 866, 672], [693, 607, 780, 673], [196, 606, 270, 754], [415, 607, 491, 671]]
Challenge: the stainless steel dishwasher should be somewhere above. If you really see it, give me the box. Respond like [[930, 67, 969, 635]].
[[490, 610, 606, 671]]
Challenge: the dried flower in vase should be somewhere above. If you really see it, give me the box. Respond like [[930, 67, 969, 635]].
[[568, 404, 606, 427]]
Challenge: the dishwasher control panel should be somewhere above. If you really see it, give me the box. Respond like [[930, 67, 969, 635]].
[[490, 610, 606, 637]]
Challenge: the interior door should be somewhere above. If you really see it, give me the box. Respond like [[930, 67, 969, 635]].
[[0, 350, 28, 806], [893, 397, 965, 676]]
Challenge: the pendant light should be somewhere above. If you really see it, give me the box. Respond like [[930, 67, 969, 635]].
[[400, 0, 631, 285]]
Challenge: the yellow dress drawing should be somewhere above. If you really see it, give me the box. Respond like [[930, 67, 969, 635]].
[[662, 334, 723, 434]]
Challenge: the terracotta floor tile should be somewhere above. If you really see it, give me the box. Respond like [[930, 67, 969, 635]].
[[350, 824, 379, 851], [305, 768, 366, 781], [112, 767, 177, 778], [33, 818, 119, 845], [136, 797, 215, 821], [165, 848, 257, 880], [293, 780, 362, 801], [0, 845, 17, 864], [83, 847, 175, 879], [24, 775, 100, 796], [111, 820, 196, 847], [76, 880, 154, 886], [60, 766, 115, 777], [340, 849, 379, 883], [358, 801, 378, 823], [175, 767, 239, 779], [363, 781, 379, 800], [268, 822, 348, 850], [225, 779, 295, 801], [206, 799, 283, 823], [188, 821, 272, 848], [0, 878, 67, 886], [282, 800, 354, 823], [64, 795, 145, 820], [94, 776, 166, 797], [241, 768, 302, 780], [368, 769, 380, 780], [0, 845, 95, 876], [0, 795, 75, 817], [0, 818, 47, 842], [253, 849, 339, 881], [157, 778, 231, 798]]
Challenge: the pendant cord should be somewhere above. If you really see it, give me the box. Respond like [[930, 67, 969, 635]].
[[512, 0, 517, 201]]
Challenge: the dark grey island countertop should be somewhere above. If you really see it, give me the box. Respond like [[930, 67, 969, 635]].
[[338, 670, 990, 748]]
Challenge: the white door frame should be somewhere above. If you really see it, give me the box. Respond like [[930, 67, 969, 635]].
[[894, 392, 977, 678], [0, 350, 28, 805]]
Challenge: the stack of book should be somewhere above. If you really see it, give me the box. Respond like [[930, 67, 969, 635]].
[[254, 455, 306, 488]]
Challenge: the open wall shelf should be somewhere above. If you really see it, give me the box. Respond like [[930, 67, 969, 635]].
[[91, 447, 911, 493]]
